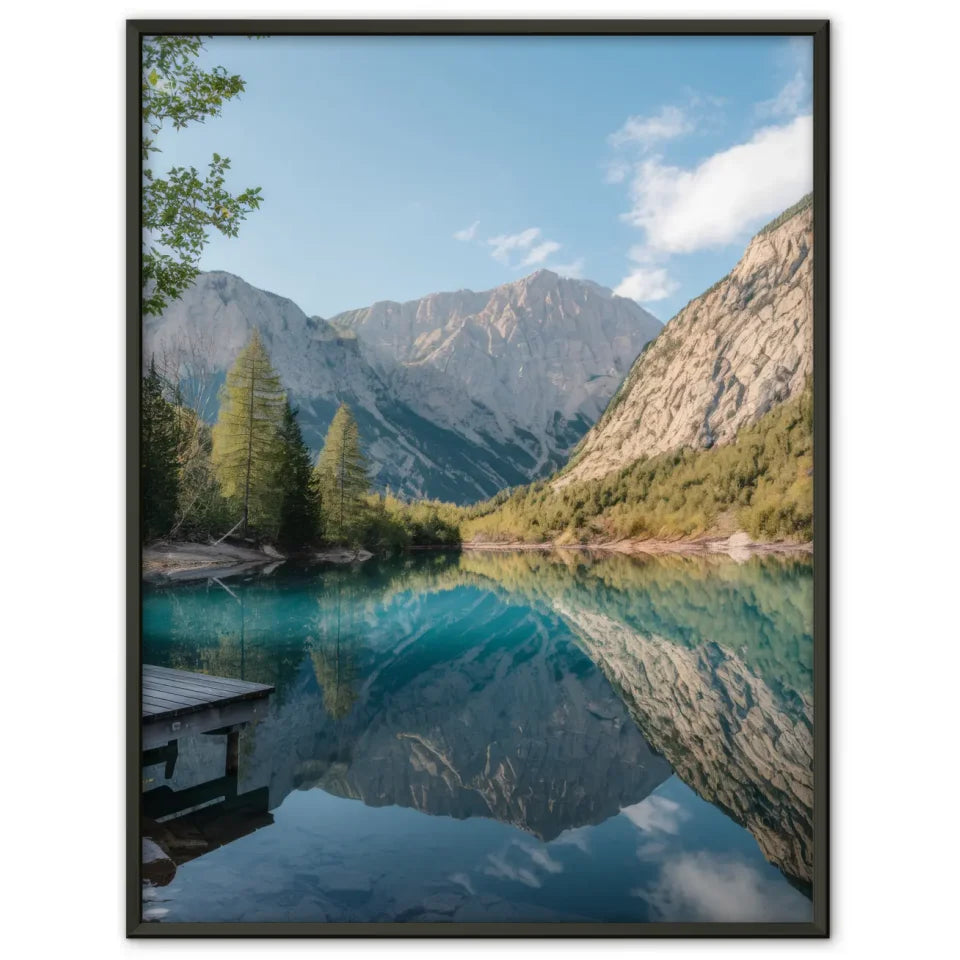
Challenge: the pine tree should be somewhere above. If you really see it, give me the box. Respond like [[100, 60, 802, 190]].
[[211, 329, 286, 537], [141, 360, 180, 541], [309, 575, 360, 719], [312, 404, 369, 544], [274, 400, 317, 550]]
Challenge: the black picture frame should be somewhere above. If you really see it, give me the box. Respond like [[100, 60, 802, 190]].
[[127, 17, 829, 938]]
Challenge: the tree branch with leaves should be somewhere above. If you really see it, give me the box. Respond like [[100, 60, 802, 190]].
[[141, 36, 263, 316]]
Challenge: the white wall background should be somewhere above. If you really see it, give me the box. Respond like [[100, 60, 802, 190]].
[[2, 1, 957, 956]]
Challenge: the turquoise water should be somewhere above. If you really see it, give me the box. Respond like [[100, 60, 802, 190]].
[[141, 550, 814, 924]]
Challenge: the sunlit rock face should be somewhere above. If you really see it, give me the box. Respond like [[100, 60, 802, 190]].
[[557, 602, 813, 890], [557, 198, 813, 488], [333, 269, 662, 480], [143, 270, 660, 503]]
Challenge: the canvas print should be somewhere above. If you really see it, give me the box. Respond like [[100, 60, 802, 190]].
[[136, 28, 822, 931]]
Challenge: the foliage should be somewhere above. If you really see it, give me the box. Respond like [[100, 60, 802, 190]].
[[358, 493, 462, 552], [273, 401, 319, 551], [141, 36, 263, 315], [312, 404, 370, 545], [211, 330, 286, 536], [170, 409, 234, 541], [756, 193, 813, 236], [456, 380, 814, 544], [141, 362, 181, 540], [455, 549, 814, 700], [143, 337, 462, 551]]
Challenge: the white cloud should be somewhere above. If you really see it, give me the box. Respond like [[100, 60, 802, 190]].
[[484, 852, 541, 888], [487, 227, 542, 264], [609, 105, 692, 150], [526, 846, 564, 875], [453, 219, 480, 242], [549, 258, 585, 279], [638, 852, 811, 923], [757, 37, 812, 120], [622, 114, 813, 254], [488, 228, 576, 273], [483, 841, 565, 889], [604, 159, 631, 184], [625, 244, 664, 266], [448, 872, 475, 895], [636, 840, 669, 861], [522, 240, 562, 266], [757, 70, 810, 119], [552, 827, 590, 853], [621, 795, 689, 834], [614, 267, 678, 303]]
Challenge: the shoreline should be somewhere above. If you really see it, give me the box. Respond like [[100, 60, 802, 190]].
[[144, 531, 810, 580], [142, 541, 282, 583], [460, 532, 812, 559], [142, 541, 375, 581]]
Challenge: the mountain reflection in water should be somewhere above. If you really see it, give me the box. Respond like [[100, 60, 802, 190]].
[[142, 550, 813, 924]]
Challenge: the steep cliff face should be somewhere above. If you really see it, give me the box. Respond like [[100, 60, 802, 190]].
[[557, 196, 813, 488], [332, 270, 662, 479], [143, 271, 487, 501]]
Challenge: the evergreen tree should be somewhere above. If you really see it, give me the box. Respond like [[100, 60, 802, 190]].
[[141, 361, 180, 541], [312, 404, 369, 544], [274, 400, 318, 550], [211, 329, 286, 536]]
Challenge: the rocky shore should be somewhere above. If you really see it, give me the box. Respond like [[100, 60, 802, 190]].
[[462, 531, 811, 561], [142, 541, 374, 581]]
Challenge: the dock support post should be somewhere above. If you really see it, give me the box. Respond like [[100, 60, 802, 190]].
[[226, 730, 239, 776]]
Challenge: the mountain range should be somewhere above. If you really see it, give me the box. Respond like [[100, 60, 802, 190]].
[[145, 194, 813, 509], [145, 270, 661, 503]]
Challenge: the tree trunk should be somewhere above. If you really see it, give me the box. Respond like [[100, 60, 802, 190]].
[[242, 358, 256, 537]]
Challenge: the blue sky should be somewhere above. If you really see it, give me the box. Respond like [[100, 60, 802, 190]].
[[149, 34, 812, 321]]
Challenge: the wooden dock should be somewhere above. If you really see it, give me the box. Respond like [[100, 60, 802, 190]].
[[141, 665, 276, 882], [142, 664, 274, 751]]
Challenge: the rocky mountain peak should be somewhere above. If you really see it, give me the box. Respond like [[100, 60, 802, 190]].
[[144, 267, 662, 503], [333, 271, 662, 477], [555, 195, 813, 488]]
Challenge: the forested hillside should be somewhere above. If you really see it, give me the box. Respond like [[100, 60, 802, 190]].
[[454, 380, 813, 544]]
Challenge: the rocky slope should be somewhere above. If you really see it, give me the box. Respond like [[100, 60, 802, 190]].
[[556, 195, 813, 488], [332, 270, 662, 480], [145, 270, 660, 502], [143, 272, 488, 501]]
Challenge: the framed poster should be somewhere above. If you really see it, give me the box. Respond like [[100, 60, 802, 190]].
[[127, 18, 829, 937]]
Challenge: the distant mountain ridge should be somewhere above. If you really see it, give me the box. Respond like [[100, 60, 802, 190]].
[[557, 195, 813, 488], [145, 269, 661, 502], [328, 269, 661, 479]]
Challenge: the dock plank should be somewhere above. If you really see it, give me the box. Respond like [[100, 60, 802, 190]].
[[142, 664, 274, 723], [143, 674, 259, 699], [145, 664, 266, 691]]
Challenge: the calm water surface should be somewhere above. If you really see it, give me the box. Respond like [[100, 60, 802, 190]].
[[141, 550, 813, 924]]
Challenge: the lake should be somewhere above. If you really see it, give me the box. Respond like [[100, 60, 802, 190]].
[[141, 549, 814, 924]]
